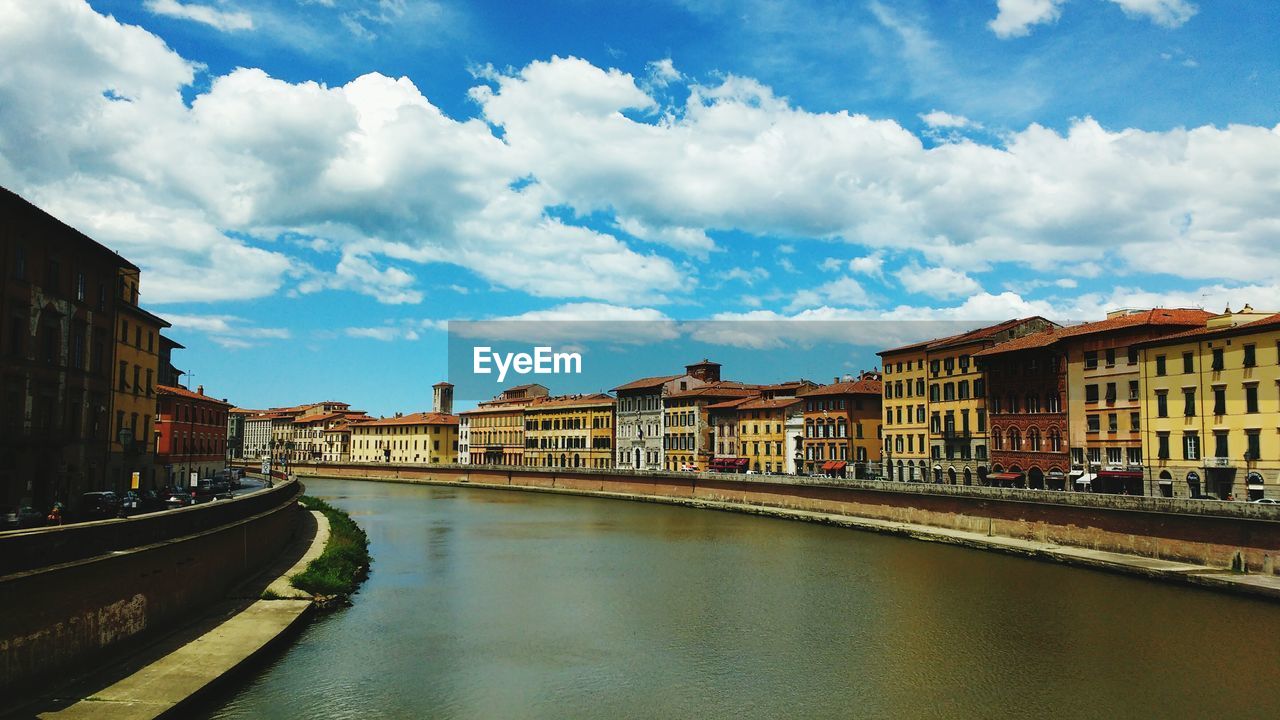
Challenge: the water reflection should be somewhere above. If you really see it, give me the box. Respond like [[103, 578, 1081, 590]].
[[202, 478, 1280, 720]]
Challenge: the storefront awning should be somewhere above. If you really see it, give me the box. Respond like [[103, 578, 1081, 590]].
[[1047, 470, 1066, 479], [987, 472, 1022, 481], [828, 461, 847, 471], [821, 461, 836, 471], [1074, 473, 1095, 484], [1097, 470, 1143, 480]]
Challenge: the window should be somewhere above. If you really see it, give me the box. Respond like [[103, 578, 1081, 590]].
[[1157, 433, 1170, 460], [929, 384, 940, 402], [1128, 380, 1140, 401], [1084, 351, 1098, 370], [1246, 430, 1261, 460], [1243, 344, 1256, 368], [1107, 447, 1122, 465], [1183, 352, 1194, 374], [1211, 347, 1224, 371], [118, 361, 128, 391], [1155, 355, 1166, 376], [930, 360, 940, 375], [1214, 431, 1228, 458], [1127, 447, 1142, 465], [1085, 384, 1099, 403], [1126, 347, 1138, 365], [1108, 413, 1118, 432], [1183, 388, 1196, 417], [1246, 384, 1259, 414], [1105, 348, 1115, 367], [1105, 382, 1117, 403], [976, 410, 986, 433], [75, 272, 86, 302], [1213, 386, 1226, 415], [12, 245, 26, 280], [1156, 391, 1168, 418], [959, 354, 970, 370], [1087, 414, 1100, 432], [1130, 411, 1141, 431], [1183, 433, 1199, 460]]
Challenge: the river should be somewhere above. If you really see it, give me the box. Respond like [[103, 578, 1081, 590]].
[[201, 477, 1280, 719]]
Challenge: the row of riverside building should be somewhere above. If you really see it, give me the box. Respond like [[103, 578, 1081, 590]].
[[2, 187, 233, 514], [238, 305, 1280, 502], [880, 306, 1280, 500]]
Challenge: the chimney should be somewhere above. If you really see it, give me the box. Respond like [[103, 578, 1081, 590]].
[[197, 385, 204, 396], [433, 381, 454, 414]]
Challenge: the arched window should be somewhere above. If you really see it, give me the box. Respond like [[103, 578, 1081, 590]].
[[1009, 428, 1022, 451], [992, 426, 1004, 450], [1028, 428, 1041, 451], [1048, 428, 1062, 452]]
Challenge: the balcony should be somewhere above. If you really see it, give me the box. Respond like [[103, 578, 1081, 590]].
[[941, 428, 971, 442]]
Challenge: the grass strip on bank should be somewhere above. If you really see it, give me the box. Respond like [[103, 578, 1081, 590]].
[[291, 495, 371, 598]]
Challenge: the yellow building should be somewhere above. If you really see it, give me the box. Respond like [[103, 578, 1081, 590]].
[[878, 339, 931, 481], [879, 318, 1054, 484], [1138, 307, 1279, 500], [735, 397, 801, 474], [462, 384, 550, 465], [1058, 308, 1212, 493], [108, 266, 170, 491], [350, 412, 460, 464], [523, 393, 616, 469]]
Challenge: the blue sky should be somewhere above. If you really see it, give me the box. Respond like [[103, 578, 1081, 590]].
[[1, 0, 1278, 414]]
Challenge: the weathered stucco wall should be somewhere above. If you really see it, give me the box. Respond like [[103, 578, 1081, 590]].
[[0, 480, 302, 694], [291, 463, 1280, 574]]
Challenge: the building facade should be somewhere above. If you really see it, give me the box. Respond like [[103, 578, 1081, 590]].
[[106, 266, 170, 493], [798, 374, 883, 478], [524, 393, 616, 469], [614, 360, 719, 471], [242, 412, 272, 461], [735, 397, 801, 474], [1138, 307, 1279, 500], [154, 384, 230, 486], [461, 384, 549, 465], [878, 340, 931, 482], [977, 330, 1069, 489], [662, 381, 757, 471], [1, 187, 137, 510], [1059, 308, 1212, 494], [350, 412, 459, 464]]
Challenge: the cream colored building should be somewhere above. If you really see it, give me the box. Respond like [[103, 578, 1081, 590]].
[[350, 412, 460, 464], [1138, 307, 1279, 500], [461, 384, 549, 465]]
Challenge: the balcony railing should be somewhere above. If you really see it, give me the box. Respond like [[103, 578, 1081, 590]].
[[941, 428, 971, 441]]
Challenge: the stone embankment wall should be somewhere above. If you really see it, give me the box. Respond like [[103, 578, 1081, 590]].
[[0, 480, 303, 695], [292, 463, 1280, 574]]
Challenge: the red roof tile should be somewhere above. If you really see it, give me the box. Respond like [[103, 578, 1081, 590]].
[[354, 412, 460, 427], [611, 374, 685, 392], [156, 384, 231, 406], [798, 378, 883, 396]]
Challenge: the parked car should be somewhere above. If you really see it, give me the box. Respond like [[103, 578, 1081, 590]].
[[193, 478, 232, 502], [1, 506, 45, 530], [80, 491, 121, 520], [1249, 497, 1278, 504], [120, 489, 165, 515], [162, 489, 193, 509]]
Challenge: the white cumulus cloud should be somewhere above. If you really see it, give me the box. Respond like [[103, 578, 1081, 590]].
[[144, 0, 254, 31]]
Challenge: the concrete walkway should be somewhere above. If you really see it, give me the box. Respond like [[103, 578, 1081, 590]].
[[23, 510, 330, 720]]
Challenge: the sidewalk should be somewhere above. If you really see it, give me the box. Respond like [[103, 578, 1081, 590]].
[[14, 510, 330, 720]]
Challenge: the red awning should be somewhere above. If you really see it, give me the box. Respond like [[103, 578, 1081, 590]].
[[828, 461, 847, 471], [1096, 470, 1143, 479], [987, 472, 1022, 480], [821, 461, 836, 471]]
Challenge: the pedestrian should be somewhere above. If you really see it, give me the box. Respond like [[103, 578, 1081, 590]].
[[47, 502, 63, 526]]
